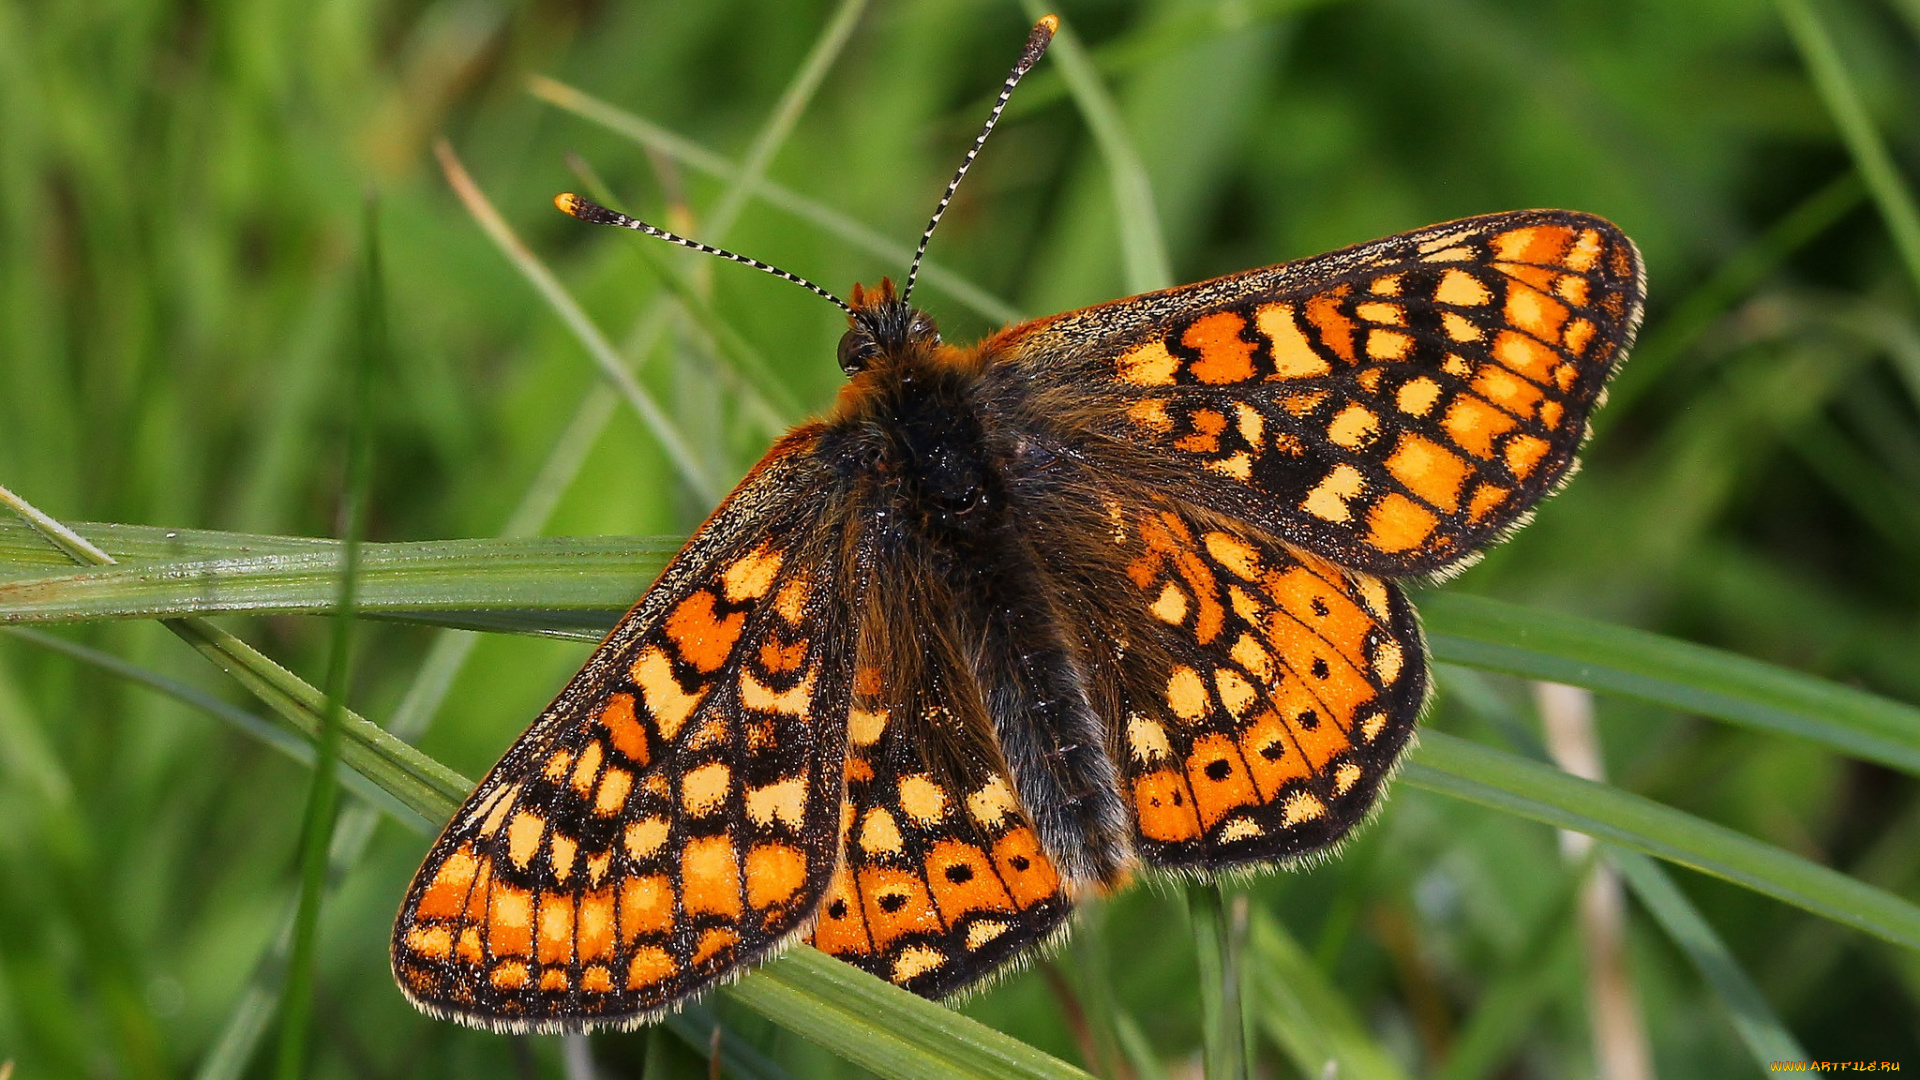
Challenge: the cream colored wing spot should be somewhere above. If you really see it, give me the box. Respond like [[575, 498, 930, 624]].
[[1435, 268, 1491, 306], [548, 834, 578, 882], [721, 544, 783, 602], [631, 646, 706, 741], [1151, 581, 1191, 625], [1366, 329, 1413, 361], [1166, 664, 1212, 722], [1302, 465, 1367, 523], [1280, 791, 1328, 826], [1128, 713, 1175, 764], [1118, 340, 1180, 386], [1327, 404, 1380, 450], [860, 808, 905, 855], [745, 778, 807, 829], [680, 761, 731, 817], [593, 767, 632, 816], [1355, 301, 1405, 325], [1395, 376, 1442, 416], [897, 776, 951, 825], [849, 705, 888, 746], [624, 817, 669, 861], [1255, 302, 1332, 378], [966, 777, 1019, 828], [740, 666, 818, 716], [506, 811, 544, 870]]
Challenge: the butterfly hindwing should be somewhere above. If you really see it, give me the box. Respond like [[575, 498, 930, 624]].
[[1005, 463, 1427, 869], [1101, 502, 1426, 866], [392, 431, 859, 1032], [807, 543, 1073, 997], [997, 210, 1644, 577]]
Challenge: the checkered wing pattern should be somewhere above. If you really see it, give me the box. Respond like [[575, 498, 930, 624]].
[[392, 431, 859, 1033], [1030, 485, 1427, 869], [1000, 210, 1644, 577], [807, 557, 1073, 996]]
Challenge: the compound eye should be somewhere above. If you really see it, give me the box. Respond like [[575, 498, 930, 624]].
[[837, 329, 877, 374]]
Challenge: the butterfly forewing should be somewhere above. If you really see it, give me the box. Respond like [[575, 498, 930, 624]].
[[392, 431, 860, 1032], [1000, 210, 1644, 577]]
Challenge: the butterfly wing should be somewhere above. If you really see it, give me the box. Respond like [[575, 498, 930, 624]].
[[992, 210, 1644, 577], [1010, 470, 1427, 869], [392, 431, 862, 1032], [807, 545, 1074, 997]]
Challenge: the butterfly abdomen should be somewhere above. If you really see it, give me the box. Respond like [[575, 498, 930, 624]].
[[829, 352, 1134, 888]]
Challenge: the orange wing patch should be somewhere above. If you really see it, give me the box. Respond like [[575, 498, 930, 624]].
[[392, 437, 858, 1033]]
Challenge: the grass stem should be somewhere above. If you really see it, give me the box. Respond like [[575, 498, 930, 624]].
[[272, 198, 382, 1080]]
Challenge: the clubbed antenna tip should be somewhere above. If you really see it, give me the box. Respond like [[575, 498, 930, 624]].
[[1021, 15, 1060, 73]]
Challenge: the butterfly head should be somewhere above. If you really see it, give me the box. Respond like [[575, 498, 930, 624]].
[[838, 277, 939, 375]]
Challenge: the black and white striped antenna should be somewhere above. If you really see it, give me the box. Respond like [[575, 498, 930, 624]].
[[901, 15, 1058, 306], [552, 192, 853, 314]]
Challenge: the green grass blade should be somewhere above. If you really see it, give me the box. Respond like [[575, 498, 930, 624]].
[[1610, 849, 1811, 1073], [0, 626, 426, 830], [1019, 2, 1171, 294], [0, 641, 75, 808], [1244, 909, 1411, 1080], [0, 520, 332, 572], [526, 76, 1024, 325], [1, 482, 471, 820], [1404, 731, 1920, 951], [1421, 592, 1920, 776], [1001, 0, 1346, 120], [1773, 0, 1920, 297], [0, 536, 674, 623], [163, 616, 469, 819], [571, 0, 868, 437], [724, 946, 1094, 1080], [1186, 883, 1248, 1080], [274, 198, 382, 1080], [1111, 1008, 1173, 1080]]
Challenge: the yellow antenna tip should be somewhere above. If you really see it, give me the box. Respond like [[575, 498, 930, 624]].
[[1038, 13, 1059, 33], [554, 192, 582, 216]]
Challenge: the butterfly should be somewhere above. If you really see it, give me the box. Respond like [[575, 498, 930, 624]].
[[391, 14, 1643, 1033]]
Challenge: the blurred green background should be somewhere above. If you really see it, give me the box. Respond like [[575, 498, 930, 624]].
[[2, 0, 1918, 1076]]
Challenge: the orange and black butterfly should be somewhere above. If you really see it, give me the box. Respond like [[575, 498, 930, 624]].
[[392, 15, 1643, 1033]]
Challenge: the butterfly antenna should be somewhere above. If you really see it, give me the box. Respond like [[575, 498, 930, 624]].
[[553, 193, 852, 314], [900, 14, 1058, 307]]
